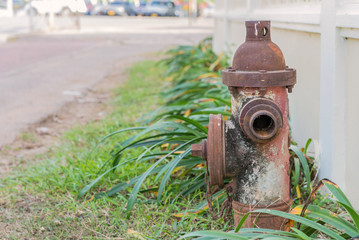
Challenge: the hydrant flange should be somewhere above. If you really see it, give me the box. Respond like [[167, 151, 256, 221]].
[[191, 114, 225, 187], [207, 114, 225, 187], [222, 68, 296, 90]]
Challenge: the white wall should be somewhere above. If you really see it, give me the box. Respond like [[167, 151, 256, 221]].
[[345, 38, 359, 207], [213, 0, 359, 209]]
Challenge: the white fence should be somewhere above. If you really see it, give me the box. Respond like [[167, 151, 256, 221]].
[[213, 0, 359, 209]]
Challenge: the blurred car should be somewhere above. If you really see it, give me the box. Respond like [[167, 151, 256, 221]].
[[174, 4, 181, 17], [142, 0, 176, 17], [89, 3, 104, 15], [199, 2, 214, 18], [0, 0, 26, 13], [201, 5, 214, 18], [133, 1, 146, 16], [101, 1, 135, 16]]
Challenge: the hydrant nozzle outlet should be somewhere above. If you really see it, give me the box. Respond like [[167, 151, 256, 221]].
[[239, 98, 283, 143]]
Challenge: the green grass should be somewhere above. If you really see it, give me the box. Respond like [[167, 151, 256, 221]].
[[0, 60, 228, 239]]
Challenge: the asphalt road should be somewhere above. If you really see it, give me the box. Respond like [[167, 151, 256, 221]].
[[0, 17, 213, 147]]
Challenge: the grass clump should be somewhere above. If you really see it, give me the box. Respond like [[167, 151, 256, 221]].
[[79, 38, 231, 218]]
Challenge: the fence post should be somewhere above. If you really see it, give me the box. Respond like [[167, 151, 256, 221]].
[[223, 0, 229, 53], [6, 0, 13, 16], [319, 0, 347, 191]]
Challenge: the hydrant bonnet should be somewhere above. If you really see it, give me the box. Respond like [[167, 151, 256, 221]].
[[222, 21, 296, 90], [233, 21, 286, 71]]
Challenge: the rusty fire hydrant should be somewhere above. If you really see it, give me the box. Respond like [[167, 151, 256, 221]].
[[191, 21, 296, 229]]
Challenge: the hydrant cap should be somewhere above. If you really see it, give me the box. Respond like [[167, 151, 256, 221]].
[[232, 21, 286, 71]]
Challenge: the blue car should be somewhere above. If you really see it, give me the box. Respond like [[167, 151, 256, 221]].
[[142, 0, 176, 17]]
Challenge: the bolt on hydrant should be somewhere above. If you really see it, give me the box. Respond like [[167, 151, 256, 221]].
[[192, 21, 296, 229]]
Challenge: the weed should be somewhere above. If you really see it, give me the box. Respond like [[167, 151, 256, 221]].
[[19, 132, 36, 143]]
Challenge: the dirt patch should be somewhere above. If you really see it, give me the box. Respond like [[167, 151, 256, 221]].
[[0, 61, 132, 175]]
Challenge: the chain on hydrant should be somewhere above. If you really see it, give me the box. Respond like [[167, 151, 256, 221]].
[[192, 21, 296, 229]]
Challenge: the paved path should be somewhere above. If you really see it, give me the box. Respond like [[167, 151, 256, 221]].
[[0, 17, 213, 147]]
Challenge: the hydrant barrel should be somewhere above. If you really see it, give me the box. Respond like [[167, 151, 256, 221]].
[[191, 20, 296, 230], [224, 20, 296, 230]]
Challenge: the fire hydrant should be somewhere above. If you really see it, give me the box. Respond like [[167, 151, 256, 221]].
[[191, 21, 296, 229]]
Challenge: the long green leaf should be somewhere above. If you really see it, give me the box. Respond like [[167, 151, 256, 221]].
[[182, 180, 206, 197], [323, 180, 352, 208], [153, 137, 205, 182], [304, 205, 358, 237], [111, 132, 193, 160], [156, 148, 192, 201], [235, 212, 250, 232], [125, 139, 196, 218], [79, 161, 126, 197], [171, 173, 205, 204], [166, 115, 208, 133], [203, 95, 231, 107], [193, 189, 225, 210], [252, 209, 345, 240], [304, 138, 312, 154], [293, 157, 300, 189], [81, 153, 164, 197], [98, 127, 146, 143], [104, 165, 163, 197], [138, 121, 206, 138], [127, 139, 187, 150], [135, 138, 170, 163], [103, 155, 198, 198], [191, 110, 231, 116], [236, 233, 299, 239], [338, 202, 359, 231], [290, 146, 311, 190], [238, 228, 301, 238], [179, 230, 248, 240], [290, 228, 312, 240]]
